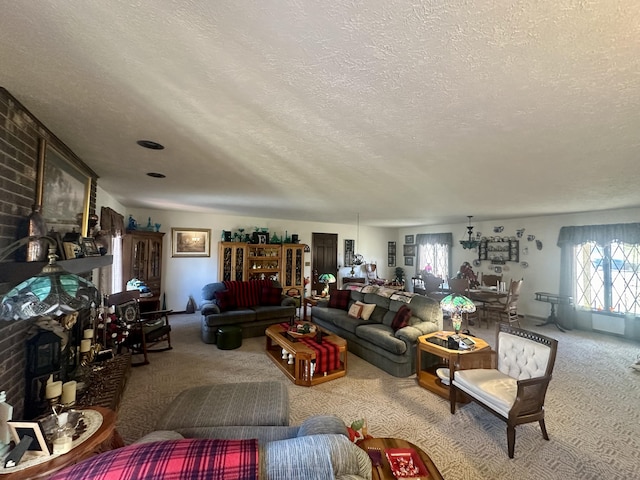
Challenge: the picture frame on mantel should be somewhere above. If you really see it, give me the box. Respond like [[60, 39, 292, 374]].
[[37, 138, 93, 237], [172, 228, 211, 257]]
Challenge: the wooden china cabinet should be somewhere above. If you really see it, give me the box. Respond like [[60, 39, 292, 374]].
[[281, 243, 305, 293], [122, 230, 165, 308], [218, 242, 305, 290]]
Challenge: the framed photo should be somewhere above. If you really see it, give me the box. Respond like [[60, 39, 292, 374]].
[[81, 237, 100, 257], [37, 139, 94, 237], [403, 244, 416, 256], [171, 228, 211, 257], [404, 235, 414, 244], [388, 255, 396, 267], [388, 241, 396, 255], [7, 421, 50, 456], [63, 242, 79, 259], [344, 239, 355, 266], [404, 256, 414, 266], [252, 231, 270, 245]]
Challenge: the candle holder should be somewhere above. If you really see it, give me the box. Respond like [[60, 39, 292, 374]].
[[47, 396, 61, 407]]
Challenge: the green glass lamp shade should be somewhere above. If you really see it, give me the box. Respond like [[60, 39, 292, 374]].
[[318, 273, 336, 284], [1, 254, 99, 321], [440, 293, 476, 314]]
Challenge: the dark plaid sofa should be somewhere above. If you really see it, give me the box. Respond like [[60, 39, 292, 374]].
[[201, 280, 297, 344]]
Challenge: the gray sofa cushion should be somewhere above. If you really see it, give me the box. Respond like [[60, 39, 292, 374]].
[[155, 382, 289, 431], [176, 425, 301, 443], [252, 305, 296, 321], [203, 308, 257, 326], [355, 323, 407, 355]]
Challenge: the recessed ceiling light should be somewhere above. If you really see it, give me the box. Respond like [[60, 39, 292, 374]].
[[137, 140, 164, 150], [146, 172, 166, 178]]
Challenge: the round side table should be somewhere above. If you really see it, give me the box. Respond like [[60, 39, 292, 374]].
[[358, 437, 444, 480], [0, 406, 123, 480]]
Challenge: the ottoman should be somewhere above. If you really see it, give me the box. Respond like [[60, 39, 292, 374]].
[[216, 325, 242, 350], [155, 381, 289, 432]]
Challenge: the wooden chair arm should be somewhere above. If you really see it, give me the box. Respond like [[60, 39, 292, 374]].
[[451, 349, 496, 373], [510, 375, 552, 417]]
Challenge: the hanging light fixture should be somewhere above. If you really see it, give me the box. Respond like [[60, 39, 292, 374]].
[[459, 216, 480, 250], [0, 237, 99, 321]]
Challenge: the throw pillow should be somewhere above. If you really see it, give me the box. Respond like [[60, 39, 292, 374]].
[[391, 305, 412, 331], [214, 290, 236, 312], [328, 289, 351, 310], [348, 303, 363, 319], [260, 286, 283, 306], [355, 301, 376, 320]]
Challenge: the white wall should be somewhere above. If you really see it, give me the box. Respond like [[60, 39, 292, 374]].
[[398, 207, 640, 320]]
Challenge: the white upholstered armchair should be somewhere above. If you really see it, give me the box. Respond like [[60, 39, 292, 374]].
[[449, 323, 558, 458]]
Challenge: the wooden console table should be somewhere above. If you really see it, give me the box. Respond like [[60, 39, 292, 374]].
[[0, 407, 123, 479]]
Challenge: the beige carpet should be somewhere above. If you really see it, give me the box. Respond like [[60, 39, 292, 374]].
[[116, 314, 640, 480]]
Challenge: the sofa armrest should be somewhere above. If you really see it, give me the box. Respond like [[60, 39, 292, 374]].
[[262, 434, 370, 480], [394, 321, 438, 343], [201, 302, 220, 315], [297, 415, 348, 437]]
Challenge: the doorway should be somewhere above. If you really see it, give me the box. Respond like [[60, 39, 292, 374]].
[[311, 233, 338, 295]]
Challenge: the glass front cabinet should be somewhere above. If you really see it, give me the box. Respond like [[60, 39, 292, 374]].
[[122, 230, 165, 298]]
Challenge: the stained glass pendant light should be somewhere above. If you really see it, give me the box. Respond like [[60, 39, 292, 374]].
[[0, 241, 99, 321]]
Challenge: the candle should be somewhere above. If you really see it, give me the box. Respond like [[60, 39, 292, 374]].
[[83, 328, 94, 339], [45, 381, 62, 400], [46, 374, 53, 385], [61, 381, 77, 406], [80, 339, 91, 353]]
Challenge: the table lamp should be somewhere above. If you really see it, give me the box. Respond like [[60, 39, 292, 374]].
[[440, 293, 476, 334], [318, 273, 336, 297]]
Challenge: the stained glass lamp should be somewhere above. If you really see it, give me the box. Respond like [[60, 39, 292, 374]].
[[440, 293, 476, 334], [0, 240, 99, 321], [318, 273, 336, 297]]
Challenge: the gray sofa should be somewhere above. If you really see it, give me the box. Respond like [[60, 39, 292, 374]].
[[52, 381, 371, 480], [138, 382, 372, 480], [201, 280, 297, 344], [311, 286, 443, 377]]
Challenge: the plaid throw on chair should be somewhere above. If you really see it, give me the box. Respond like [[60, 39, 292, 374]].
[[50, 438, 259, 480]]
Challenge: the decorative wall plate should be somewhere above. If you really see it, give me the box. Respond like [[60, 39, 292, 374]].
[[520, 261, 529, 268], [536, 240, 543, 250], [473, 259, 481, 267]]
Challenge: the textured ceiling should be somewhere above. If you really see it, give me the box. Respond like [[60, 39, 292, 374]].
[[1, 1, 639, 227]]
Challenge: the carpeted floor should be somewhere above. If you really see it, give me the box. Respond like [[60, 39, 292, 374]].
[[116, 314, 640, 480]]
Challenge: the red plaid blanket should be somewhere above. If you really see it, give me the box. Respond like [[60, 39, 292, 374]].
[[224, 280, 272, 307], [50, 438, 259, 480]]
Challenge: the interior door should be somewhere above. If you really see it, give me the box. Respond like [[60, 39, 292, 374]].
[[312, 233, 338, 295]]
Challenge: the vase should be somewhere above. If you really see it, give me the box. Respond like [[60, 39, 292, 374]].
[[19, 205, 48, 262]]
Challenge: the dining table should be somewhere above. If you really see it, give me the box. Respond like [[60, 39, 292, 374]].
[[426, 287, 508, 324]]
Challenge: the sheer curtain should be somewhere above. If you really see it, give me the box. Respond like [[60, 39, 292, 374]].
[[99, 207, 125, 295], [556, 223, 640, 328], [416, 233, 453, 280]]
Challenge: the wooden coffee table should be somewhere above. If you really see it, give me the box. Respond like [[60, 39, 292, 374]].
[[358, 437, 444, 480], [416, 330, 490, 402], [265, 323, 347, 386]]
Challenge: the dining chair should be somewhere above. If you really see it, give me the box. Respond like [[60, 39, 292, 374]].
[[485, 279, 524, 327], [107, 291, 172, 366], [481, 273, 503, 288], [450, 323, 558, 458]]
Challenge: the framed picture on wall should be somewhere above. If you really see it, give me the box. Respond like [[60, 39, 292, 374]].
[[403, 244, 416, 256], [172, 228, 211, 257], [404, 256, 414, 266], [388, 241, 396, 255], [38, 138, 94, 237], [388, 255, 396, 267], [404, 235, 414, 244], [345, 239, 355, 266]]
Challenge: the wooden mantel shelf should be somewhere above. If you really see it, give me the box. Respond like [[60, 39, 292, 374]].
[[0, 255, 113, 289]]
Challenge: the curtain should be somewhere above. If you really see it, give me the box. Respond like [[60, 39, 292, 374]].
[[416, 233, 453, 246], [100, 207, 125, 236], [556, 223, 640, 329]]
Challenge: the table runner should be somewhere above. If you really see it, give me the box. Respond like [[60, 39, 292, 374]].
[[280, 323, 340, 374]]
